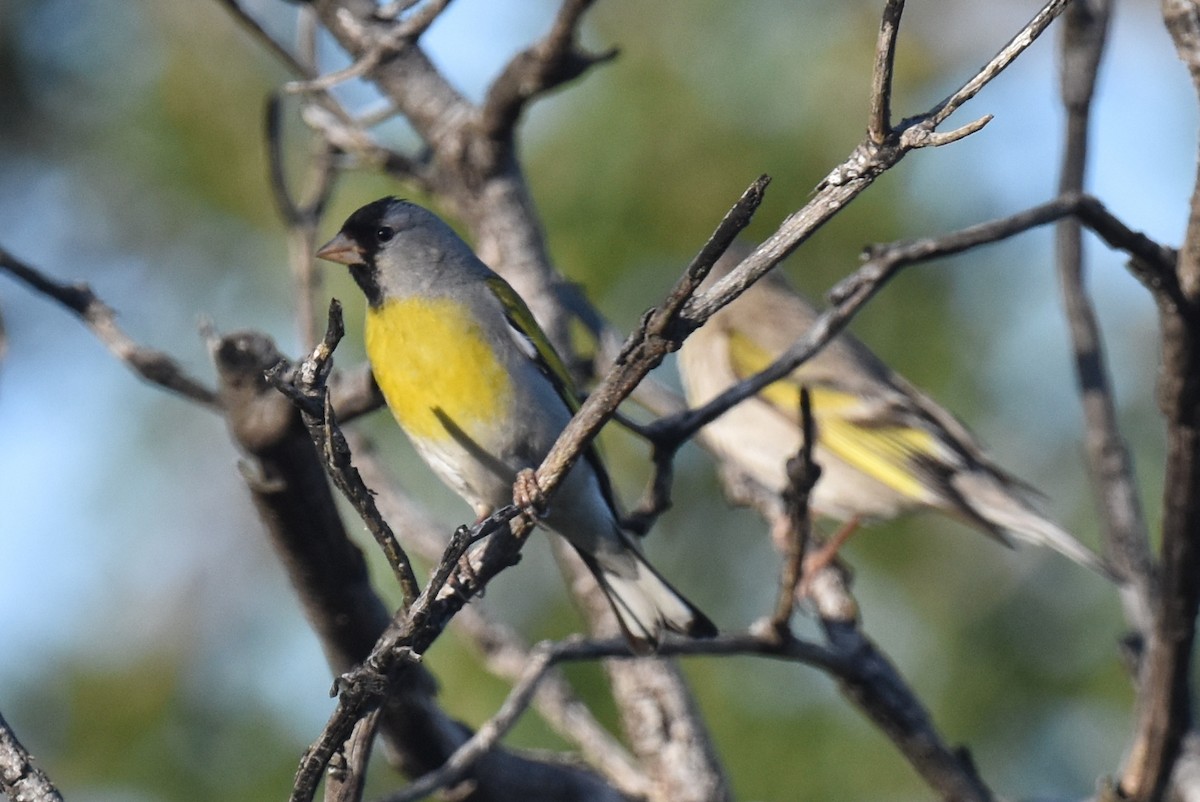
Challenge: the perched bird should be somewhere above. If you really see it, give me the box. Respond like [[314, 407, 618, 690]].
[[317, 197, 716, 651], [677, 252, 1112, 578]]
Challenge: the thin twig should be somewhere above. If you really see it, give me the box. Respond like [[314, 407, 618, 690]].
[[771, 388, 819, 633], [285, 2, 451, 95], [216, 0, 316, 80], [267, 93, 339, 350], [530, 176, 768, 508], [376, 0, 454, 37], [298, 104, 427, 189], [1121, 4, 1200, 798], [288, 504, 536, 802], [379, 642, 566, 802], [286, 53, 383, 95], [690, 0, 1071, 328], [1055, 0, 1154, 633], [380, 630, 839, 802], [0, 247, 219, 407], [925, 0, 1073, 130], [481, 0, 617, 141], [376, 619, 995, 802], [867, 0, 904, 143], [323, 709, 381, 802], [268, 301, 422, 607], [347, 438, 652, 796], [651, 192, 1176, 459]]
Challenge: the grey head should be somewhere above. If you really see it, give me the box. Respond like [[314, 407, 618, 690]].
[[316, 197, 491, 306]]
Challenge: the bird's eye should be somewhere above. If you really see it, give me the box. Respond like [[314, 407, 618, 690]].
[[376, 226, 395, 243]]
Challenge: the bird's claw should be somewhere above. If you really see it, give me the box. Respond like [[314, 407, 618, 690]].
[[513, 469, 547, 518]]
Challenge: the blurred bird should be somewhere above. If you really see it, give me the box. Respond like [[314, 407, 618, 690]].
[[317, 197, 717, 651], [677, 252, 1112, 578]]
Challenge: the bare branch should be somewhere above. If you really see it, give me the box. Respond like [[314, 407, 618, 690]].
[[654, 193, 1176, 462], [267, 301, 422, 608], [867, 0, 905, 143], [267, 94, 336, 228], [0, 710, 63, 802], [901, 113, 992, 148], [267, 93, 339, 350], [298, 104, 429, 190], [380, 643, 570, 802], [771, 388, 819, 633], [688, 0, 1073, 330], [287, 500, 548, 802], [926, 0, 1073, 129], [215, 0, 317, 80], [375, 622, 995, 802], [378, 0, 454, 37], [0, 247, 219, 407], [285, 50, 386, 95], [1121, 4, 1200, 798], [481, 0, 618, 141], [285, 4, 457, 95], [530, 176, 768, 508], [1055, 0, 1154, 635], [350, 441, 652, 796], [324, 710, 380, 802]]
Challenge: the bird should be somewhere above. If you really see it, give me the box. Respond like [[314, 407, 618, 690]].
[[676, 249, 1113, 579], [316, 197, 717, 652]]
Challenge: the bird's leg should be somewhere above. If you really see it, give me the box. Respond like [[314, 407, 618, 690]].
[[800, 515, 861, 589]]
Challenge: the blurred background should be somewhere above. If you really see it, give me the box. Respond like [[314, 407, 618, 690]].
[[0, 0, 1185, 799]]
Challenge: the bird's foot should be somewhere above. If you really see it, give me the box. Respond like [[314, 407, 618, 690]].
[[513, 469, 547, 519]]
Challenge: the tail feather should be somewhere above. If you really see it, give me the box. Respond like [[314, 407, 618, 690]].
[[578, 549, 717, 654], [954, 471, 1117, 580]]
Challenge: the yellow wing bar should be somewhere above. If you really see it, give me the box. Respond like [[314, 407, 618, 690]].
[[728, 330, 936, 501]]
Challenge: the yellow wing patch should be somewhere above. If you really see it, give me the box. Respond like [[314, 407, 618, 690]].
[[485, 276, 581, 411], [727, 330, 935, 500], [366, 296, 512, 441], [485, 275, 623, 513]]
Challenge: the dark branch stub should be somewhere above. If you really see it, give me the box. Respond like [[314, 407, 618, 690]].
[[772, 387, 820, 633]]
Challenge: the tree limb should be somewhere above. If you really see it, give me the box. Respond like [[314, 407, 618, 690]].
[[351, 441, 654, 797], [0, 247, 218, 407], [481, 0, 618, 143], [1120, 3, 1200, 797], [1055, 2, 1154, 638], [0, 710, 63, 802]]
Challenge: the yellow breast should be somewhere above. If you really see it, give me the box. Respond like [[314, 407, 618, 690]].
[[365, 296, 512, 441]]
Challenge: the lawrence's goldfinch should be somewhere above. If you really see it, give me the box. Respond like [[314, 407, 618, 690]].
[[318, 198, 717, 651], [678, 254, 1111, 578]]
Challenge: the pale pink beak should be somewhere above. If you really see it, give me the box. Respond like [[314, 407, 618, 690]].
[[315, 233, 365, 266]]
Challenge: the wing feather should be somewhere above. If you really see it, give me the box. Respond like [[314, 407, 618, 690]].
[[485, 276, 621, 513], [728, 329, 942, 502]]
